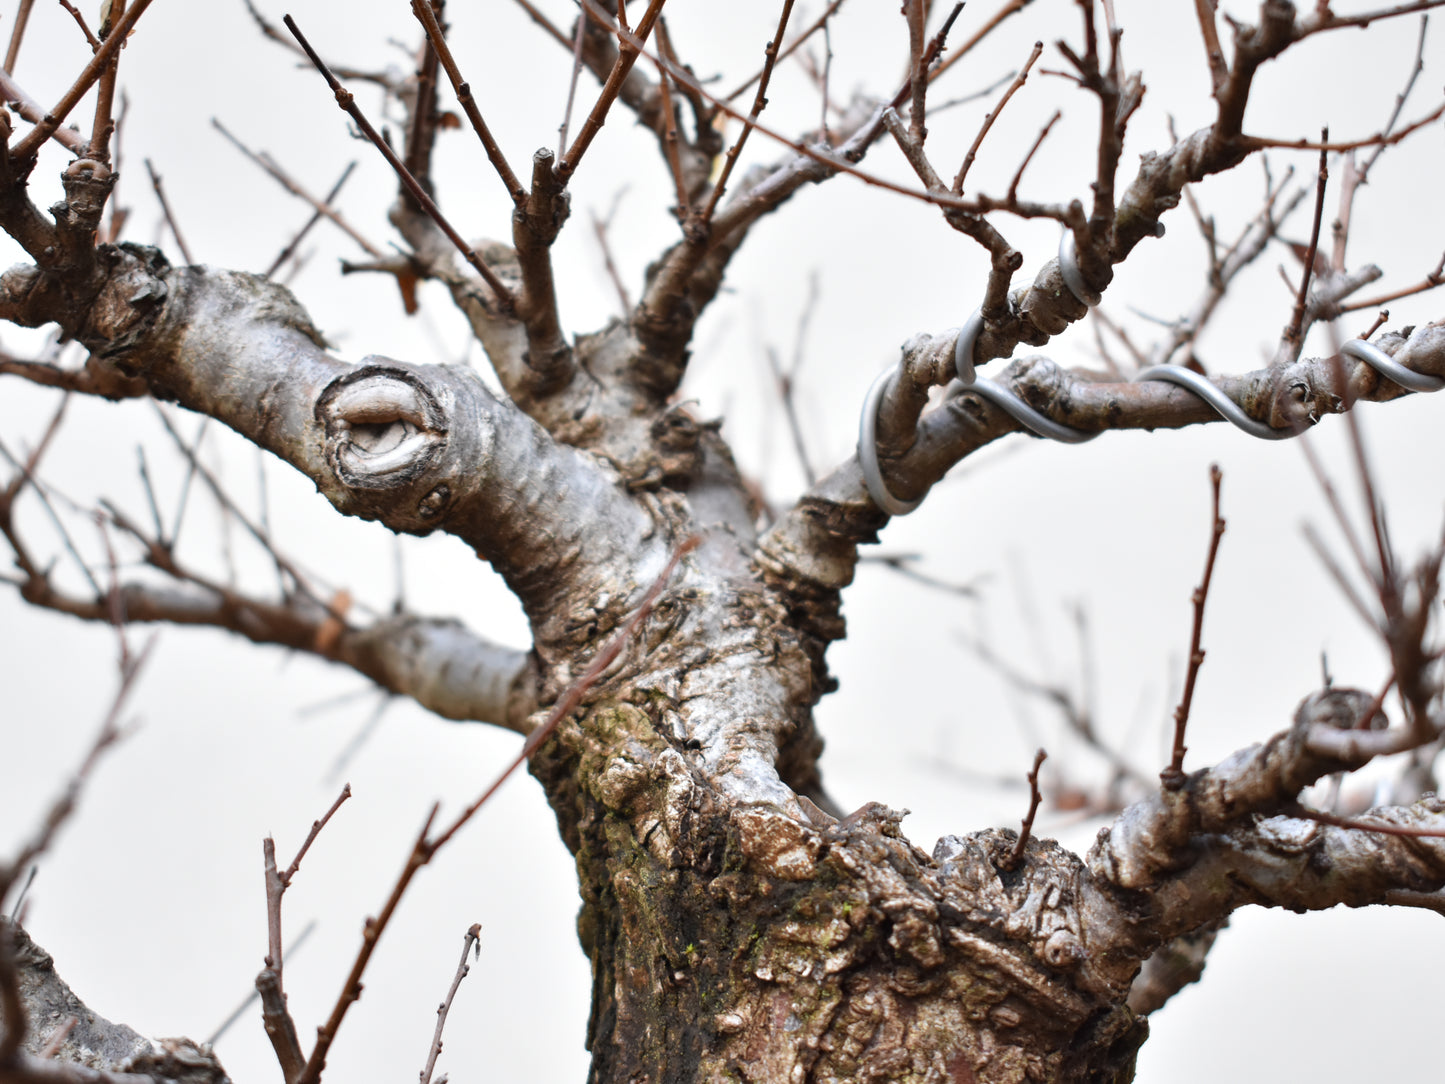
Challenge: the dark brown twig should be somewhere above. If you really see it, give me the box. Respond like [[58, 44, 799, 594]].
[[418, 924, 482, 1084], [403, 0, 444, 209], [87, 0, 125, 165], [1162, 465, 1226, 788], [725, 0, 847, 101], [930, 0, 1032, 83], [410, 0, 525, 203], [1283, 131, 1328, 350], [10, 0, 154, 161], [283, 15, 516, 310]]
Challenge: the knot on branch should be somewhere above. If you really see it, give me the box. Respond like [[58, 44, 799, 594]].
[[315, 363, 450, 510]]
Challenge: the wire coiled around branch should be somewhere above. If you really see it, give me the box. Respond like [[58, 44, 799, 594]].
[[857, 232, 1442, 516]]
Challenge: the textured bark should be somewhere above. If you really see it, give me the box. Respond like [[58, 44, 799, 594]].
[[6, 4, 1445, 1080]]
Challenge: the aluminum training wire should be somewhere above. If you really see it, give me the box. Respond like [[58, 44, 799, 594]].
[[857, 230, 1441, 515]]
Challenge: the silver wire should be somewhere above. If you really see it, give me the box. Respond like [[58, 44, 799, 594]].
[[855, 233, 1439, 517], [857, 366, 922, 515]]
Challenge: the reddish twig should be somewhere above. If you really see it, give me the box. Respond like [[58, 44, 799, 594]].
[[3, 0, 35, 74], [1000, 749, 1048, 872], [1288, 803, 1445, 839], [36, 1015, 78, 1059], [259, 784, 351, 1084], [57, 1, 100, 51], [10, 0, 155, 161], [698, 0, 797, 225], [284, 15, 517, 310], [418, 924, 481, 1084], [1162, 465, 1226, 788], [725, 0, 847, 101], [560, 0, 669, 182], [953, 37, 1046, 195]]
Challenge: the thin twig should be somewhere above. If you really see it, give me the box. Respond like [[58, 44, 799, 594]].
[[213, 120, 385, 260], [207, 920, 317, 1047], [560, 0, 670, 182], [930, 0, 1032, 84], [558, 3, 589, 157], [725, 0, 847, 101], [1283, 131, 1328, 349], [284, 15, 516, 309], [10, 0, 155, 161], [951, 41, 1043, 194], [418, 924, 482, 1084], [144, 158, 194, 265], [411, 0, 524, 203], [266, 161, 358, 278], [1288, 803, 1445, 838], [699, 0, 796, 225], [1193, 0, 1228, 95], [87, 0, 125, 164], [258, 784, 351, 1084], [1162, 465, 1226, 788], [57, 1, 100, 51], [1000, 749, 1047, 872], [590, 196, 632, 316], [36, 1015, 78, 1058], [1241, 99, 1445, 153], [3, 0, 35, 74], [1007, 109, 1060, 205]]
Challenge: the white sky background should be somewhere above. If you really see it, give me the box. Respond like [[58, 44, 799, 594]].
[[2, 1, 1444, 1080]]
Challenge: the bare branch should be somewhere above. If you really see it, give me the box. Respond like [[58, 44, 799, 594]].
[[410, 0, 525, 204], [418, 924, 481, 1084], [282, 15, 517, 309], [1162, 465, 1226, 788], [9, 0, 155, 162], [143, 159, 193, 265]]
